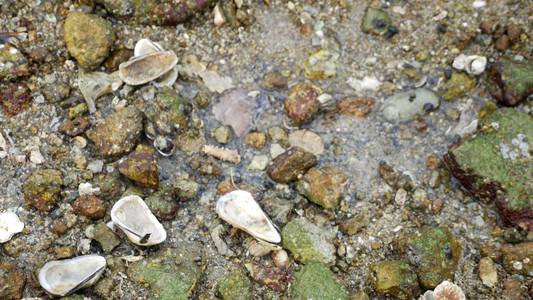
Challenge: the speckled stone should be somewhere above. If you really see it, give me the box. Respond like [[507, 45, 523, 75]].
[[118, 144, 159, 189], [0, 262, 25, 300], [382, 88, 440, 122], [218, 269, 252, 300], [297, 166, 347, 209], [267, 147, 317, 183], [291, 262, 348, 300], [284, 83, 321, 126], [281, 217, 335, 265], [370, 260, 420, 299]]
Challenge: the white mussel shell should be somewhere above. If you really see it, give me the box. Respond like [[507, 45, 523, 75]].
[[38, 255, 106, 296], [78, 71, 123, 113], [464, 55, 487, 75], [0, 211, 24, 243], [110, 195, 167, 246], [119, 51, 178, 86], [134, 38, 164, 57], [216, 190, 281, 243]]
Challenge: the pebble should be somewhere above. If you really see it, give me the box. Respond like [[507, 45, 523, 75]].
[[270, 143, 285, 159], [488, 58, 533, 106], [291, 262, 348, 299], [29, 150, 44, 164], [213, 88, 255, 137], [118, 144, 159, 189], [281, 217, 335, 264], [244, 131, 267, 149], [87, 160, 104, 173], [0, 262, 25, 299], [479, 257, 498, 287], [23, 169, 63, 211], [288, 129, 324, 156], [439, 72, 477, 101], [382, 88, 440, 122], [262, 71, 289, 90], [304, 49, 338, 80], [347, 76, 381, 92], [0, 82, 32, 116], [248, 155, 269, 171], [267, 147, 317, 183], [218, 269, 252, 300], [297, 166, 348, 209], [212, 126, 232, 144], [72, 195, 106, 220], [336, 97, 375, 118], [370, 260, 420, 299], [361, 7, 395, 36], [284, 83, 321, 126]]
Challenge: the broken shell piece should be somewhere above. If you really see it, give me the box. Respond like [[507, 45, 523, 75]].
[[216, 190, 281, 243], [452, 54, 487, 76], [0, 211, 24, 243], [203, 145, 241, 164], [110, 195, 167, 246], [38, 255, 106, 296], [119, 51, 178, 86], [134, 38, 164, 57], [78, 71, 123, 113]]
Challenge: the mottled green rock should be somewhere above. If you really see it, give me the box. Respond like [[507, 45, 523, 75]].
[[501, 242, 533, 277], [142, 88, 191, 135], [297, 166, 347, 209], [92, 223, 120, 253], [304, 49, 337, 80], [0, 43, 29, 81], [87, 106, 143, 157], [370, 260, 420, 299], [145, 184, 178, 220], [291, 262, 348, 300], [281, 218, 335, 264], [0, 263, 25, 300], [96, 172, 125, 201], [23, 169, 63, 212], [361, 7, 392, 36], [63, 12, 115, 69], [128, 242, 205, 300], [444, 109, 532, 231], [267, 147, 317, 183], [218, 269, 252, 300], [118, 144, 159, 189], [401, 226, 461, 289], [439, 72, 477, 101], [488, 58, 533, 106]]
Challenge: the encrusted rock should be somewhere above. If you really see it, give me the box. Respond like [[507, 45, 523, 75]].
[[488, 58, 533, 106], [284, 83, 321, 126], [145, 183, 179, 220], [87, 106, 143, 157], [72, 195, 106, 220], [218, 269, 252, 300], [263, 71, 288, 90], [370, 260, 420, 299], [304, 49, 338, 80], [0, 262, 25, 300], [439, 72, 477, 101], [291, 262, 348, 300], [479, 257, 498, 287], [336, 97, 375, 118], [382, 88, 440, 122], [92, 223, 120, 253], [443, 109, 532, 231], [267, 147, 317, 183], [0, 43, 29, 81], [118, 144, 159, 189], [281, 217, 336, 264], [0, 82, 32, 116], [400, 226, 462, 289], [501, 242, 532, 277], [23, 169, 63, 212], [59, 116, 91, 137], [127, 241, 206, 300], [361, 7, 396, 37], [244, 131, 267, 149], [64, 12, 115, 69], [212, 126, 232, 144], [297, 166, 348, 209]]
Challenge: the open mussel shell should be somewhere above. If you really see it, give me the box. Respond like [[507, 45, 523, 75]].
[[38, 255, 106, 296], [118, 51, 178, 86], [110, 195, 167, 246], [216, 190, 281, 244]]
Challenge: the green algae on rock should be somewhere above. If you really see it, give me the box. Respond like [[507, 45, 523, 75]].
[[218, 269, 252, 300], [128, 242, 206, 300], [370, 260, 420, 299], [0, 43, 29, 81], [297, 166, 348, 209], [87, 106, 143, 157], [0, 262, 25, 300], [23, 169, 63, 212], [291, 262, 348, 300], [438, 72, 477, 101], [443, 108, 532, 231], [118, 144, 159, 189], [145, 184, 179, 220], [267, 147, 317, 183], [281, 217, 335, 265], [400, 226, 461, 289], [488, 58, 533, 106], [63, 12, 115, 70]]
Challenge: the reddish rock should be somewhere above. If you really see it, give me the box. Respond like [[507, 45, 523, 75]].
[[118, 144, 159, 189], [0, 82, 32, 116], [284, 83, 321, 126], [494, 35, 510, 51], [336, 97, 375, 118], [59, 116, 91, 137], [0, 262, 25, 300], [72, 195, 106, 220], [267, 147, 317, 183]]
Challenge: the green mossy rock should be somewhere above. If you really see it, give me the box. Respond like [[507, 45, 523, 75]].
[[128, 242, 206, 300], [92, 223, 120, 253], [281, 218, 335, 265], [23, 169, 63, 212], [64, 12, 115, 70], [218, 269, 252, 300], [370, 260, 420, 299], [439, 72, 477, 101], [488, 58, 533, 106], [444, 108, 532, 230], [291, 262, 348, 300]]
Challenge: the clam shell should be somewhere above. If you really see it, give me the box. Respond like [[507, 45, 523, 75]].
[[464, 55, 487, 75], [216, 190, 281, 243], [110, 195, 167, 246], [38, 255, 106, 296], [0, 211, 24, 243], [134, 38, 164, 57], [119, 51, 178, 86], [78, 71, 123, 113]]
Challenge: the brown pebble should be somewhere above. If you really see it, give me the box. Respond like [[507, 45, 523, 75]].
[[479, 20, 496, 34], [59, 116, 91, 137], [506, 23, 522, 43], [426, 154, 441, 170], [51, 219, 68, 235], [300, 23, 313, 35], [245, 131, 267, 149], [495, 35, 510, 51], [336, 97, 375, 118], [104, 48, 133, 72], [217, 179, 236, 195], [72, 195, 106, 220], [284, 83, 321, 126], [263, 71, 289, 90]]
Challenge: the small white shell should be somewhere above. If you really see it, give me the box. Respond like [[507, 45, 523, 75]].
[[78, 71, 123, 113], [110, 195, 167, 246], [118, 51, 178, 86], [134, 38, 164, 57], [464, 55, 487, 76], [0, 211, 24, 243], [38, 255, 106, 296], [216, 190, 281, 243]]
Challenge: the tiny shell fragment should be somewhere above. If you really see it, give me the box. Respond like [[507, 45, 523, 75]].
[[0, 211, 24, 243]]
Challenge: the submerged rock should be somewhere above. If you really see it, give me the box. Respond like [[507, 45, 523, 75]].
[[284, 83, 321, 126], [281, 218, 335, 265], [297, 166, 348, 209], [370, 260, 420, 299], [218, 269, 252, 300], [267, 147, 317, 183], [0, 43, 29, 81], [400, 226, 461, 289], [443, 109, 532, 231], [438, 72, 477, 101], [127, 241, 206, 300], [382, 88, 440, 122], [0, 262, 25, 300], [291, 262, 348, 300], [213, 88, 256, 137], [488, 58, 533, 106], [87, 106, 143, 157], [23, 169, 63, 212], [118, 144, 159, 189], [64, 12, 115, 69]]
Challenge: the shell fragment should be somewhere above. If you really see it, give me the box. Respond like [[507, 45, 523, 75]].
[[119, 51, 178, 86], [216, 190, 281, 243], [0, 211, 24, 243]]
